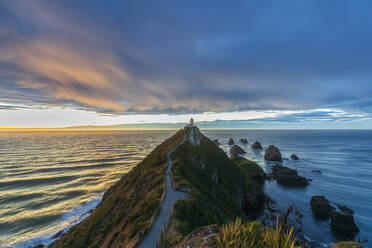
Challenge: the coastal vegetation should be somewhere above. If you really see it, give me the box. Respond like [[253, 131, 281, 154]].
[[216, 218, 299, 248]]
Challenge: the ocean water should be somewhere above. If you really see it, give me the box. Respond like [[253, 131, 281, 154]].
[[0, 130, 371, 248], [205, 130, 372, 247], [0, 130, 173, 248]]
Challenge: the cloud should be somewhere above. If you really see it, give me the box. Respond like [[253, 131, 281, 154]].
[[0, 40, 132, 111], [1, 0, 372, 116]]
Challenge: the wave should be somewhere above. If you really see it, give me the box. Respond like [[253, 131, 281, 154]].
[[0, 175, 78, 189], [7, 195, 103, 248]]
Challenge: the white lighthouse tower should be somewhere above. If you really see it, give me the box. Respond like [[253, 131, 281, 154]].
[[189, 118, 195, 127]]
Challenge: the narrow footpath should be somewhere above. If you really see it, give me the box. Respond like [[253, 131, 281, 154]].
[[137, 136, 187, 248]]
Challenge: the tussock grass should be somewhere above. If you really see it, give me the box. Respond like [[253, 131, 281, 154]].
[[216, 218, 300, 248]]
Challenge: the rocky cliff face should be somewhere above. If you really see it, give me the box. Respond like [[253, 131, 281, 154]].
[[184, 125, 201, 146]]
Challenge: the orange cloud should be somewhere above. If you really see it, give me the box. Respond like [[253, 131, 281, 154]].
[[1, 41, 129, 111]]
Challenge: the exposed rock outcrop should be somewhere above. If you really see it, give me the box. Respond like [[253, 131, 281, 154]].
[[291, 154, 299, 160], [228, 138, 234, 145], [331, 210, 359, 239], [264, 145, 282, 162], [173, 225, 218, 248], [251, 141, 263, 150], [271, 165, 309, 186], [185, 125, 201, 146], [239, 138, 248, 144], [229, 144, 247, 156], [310, 196, 335, 218]]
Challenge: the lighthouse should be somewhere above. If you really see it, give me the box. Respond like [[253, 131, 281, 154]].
[[189, 118, 195, 126]]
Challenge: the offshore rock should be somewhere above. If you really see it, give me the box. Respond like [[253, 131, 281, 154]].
[[251, 141, 263, 150], [264, 145, 282, 162], [239, 138, 248, 144], [331, 210, 359, 239], [310, 196, 335, 219], [229, 144, 247, 156], [271, 165, 309, 186], [291, 154, 299, 160], [228, 138, 234, 145]]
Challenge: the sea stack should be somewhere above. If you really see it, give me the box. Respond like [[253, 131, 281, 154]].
[[290, 154, 299, 160], [230, 144, 247, 156], [331, 210, 359, 239], [271, 165, 309, 186], [264, 145, 282, 162], [310, 196, 335, 219], [251, 141, 263, 150]]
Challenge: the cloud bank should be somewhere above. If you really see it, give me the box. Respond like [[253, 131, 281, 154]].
[[1, 0, 372, 127]]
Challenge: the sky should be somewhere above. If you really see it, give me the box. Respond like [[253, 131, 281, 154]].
[[1, 0, 372, 128]]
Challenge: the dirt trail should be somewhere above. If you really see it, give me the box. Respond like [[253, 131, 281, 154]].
[[137, 137, 186, 248]]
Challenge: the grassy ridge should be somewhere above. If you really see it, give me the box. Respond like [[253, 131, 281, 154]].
[[50, 129, 184, 248], [159, 127, 265, 247]]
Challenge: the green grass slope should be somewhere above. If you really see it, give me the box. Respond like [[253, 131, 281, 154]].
[[159, 126, 265, 247]]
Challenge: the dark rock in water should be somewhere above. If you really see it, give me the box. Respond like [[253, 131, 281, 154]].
[[290, 154, 299, 160], [228, 138, 234, 145], [52, 230, 64, 239], [331, 242, 364, 248], [271, 165, 309, 186], [331, 210, 359, 239], [312, 170, 322, 174], [212, 139, 220, 146], [310, 196, 335, 219], [338, 205, 354, 215], [239, 138, 248, 144], [283, 158, 289, 160], [230, 144, 247, 155], [251, 141, 263, 150], [264, 145, 282, 162], [272, 165, 296, 176]]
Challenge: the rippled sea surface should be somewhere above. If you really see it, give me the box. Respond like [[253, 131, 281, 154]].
[[0, 130, 174, 247], [1, 130, 371, 248], [205, 130, 372, 248]]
